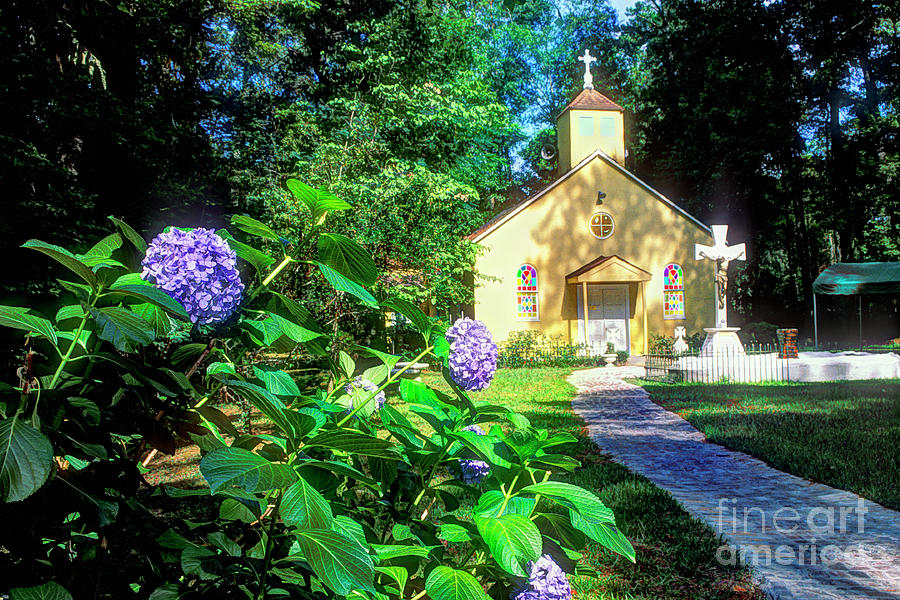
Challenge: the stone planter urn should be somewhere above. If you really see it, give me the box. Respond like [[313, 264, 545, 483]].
[[602, 353, 617, 367]]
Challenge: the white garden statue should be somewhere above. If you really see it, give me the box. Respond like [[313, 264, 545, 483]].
[[673, 326, 689, 355]]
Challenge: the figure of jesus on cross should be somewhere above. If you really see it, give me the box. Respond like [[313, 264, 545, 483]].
[[695, 225, 746, 328], [578, 49, 597, 90]]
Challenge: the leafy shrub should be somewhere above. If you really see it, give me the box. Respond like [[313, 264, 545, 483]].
[[0, 180, 633, 599], [498, 330, 600, 368], [648, 331, 704, 354], [738, 321, 780, 345], [615, 351, 630, 365]]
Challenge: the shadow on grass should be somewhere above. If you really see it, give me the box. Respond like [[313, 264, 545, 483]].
[[637, 379, 900, 510]]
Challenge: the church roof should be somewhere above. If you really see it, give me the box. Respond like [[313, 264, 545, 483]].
[[566, 255, 652, 283], [468, 149, 711, 243], [559, 88, 624, 114]]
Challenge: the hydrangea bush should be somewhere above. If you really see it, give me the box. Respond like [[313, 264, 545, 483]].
[[0, 180, 634, 599], [141, 227, 244, 324]]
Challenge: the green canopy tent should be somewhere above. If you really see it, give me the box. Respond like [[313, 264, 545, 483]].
[[812, 262, 900, 348]]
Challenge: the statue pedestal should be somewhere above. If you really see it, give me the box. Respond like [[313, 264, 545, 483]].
[[700, 327, 746, 356]]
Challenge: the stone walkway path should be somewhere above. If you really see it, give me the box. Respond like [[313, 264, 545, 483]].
[[569, 367, 900, 600]]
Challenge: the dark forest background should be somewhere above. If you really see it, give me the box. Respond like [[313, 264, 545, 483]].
[[2, 0, 898, 345]]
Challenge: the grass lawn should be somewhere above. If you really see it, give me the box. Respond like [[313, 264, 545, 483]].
[[414, 368, 762, 600], [636, 380, 900, 510]]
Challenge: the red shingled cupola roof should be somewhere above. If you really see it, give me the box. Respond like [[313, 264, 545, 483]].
[[559, 88, 624, 115]]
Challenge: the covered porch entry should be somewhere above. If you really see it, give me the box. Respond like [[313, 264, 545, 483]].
[[566, 255, 651, 355]]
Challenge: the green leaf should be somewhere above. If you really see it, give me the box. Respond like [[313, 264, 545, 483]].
[[131, 303, 173, 337], [0, 305, 58, 346], [305, 429, 401, 458], [472, 490, 536, 517], [284, 408, 326, 439], [333, 515, 368, 548], [90, 306, 155, 352], [22, 240, 98, 288], [533, 513, 587, 550], [9, 581, 73, 600], [519, 482, 615, 525], [375, 566, 408, 594], [58, 280, 93, 302], [363, 365, 389, 387], [207, 362, 236, 376], [269, 313, 324, 343], [55, 304, 85, 323], [231, 214, 281, 241], [425, 566, 491, 600], [569, 511, 636, 562], [433, 336, 451, 359], [217, 229, 275, 273], [253, 366, 302, 397], [528, 453, 581, 472], [219, 497, 264, 522], [282, 476, 333, 530], [371, 544, 436, 560], [199, 447, 297, 494], [540, 432, 579, 449], [270, 293, 328, 356], [317, 263, 378, 308], [85, 233, 123, 258], [438, 523, 473, 542], [391, 523, 416, 542], [285, 179, 351, 221], [108, 283, 190, 320], [0, 417, 53, 502], [338, 351, 355, 379], [182, 546, 221, 580], [455, 430, 513, 470], [242, 318, 283, 347], [67, 397, 100, 427], [399, 378, 439, 405], [222, 380, 293, 440], [208, 531, 242, 557], [476, 514, 542, 576], [295, 529, 375, 595], [108, 216, 147, 252], [382, 297, 432, 339], [354, 345, 401, 370], [195, 405, 239, 437], [318, 233, 378, 286], [148, 584, 180, 600], [299, 459, 379, 490]]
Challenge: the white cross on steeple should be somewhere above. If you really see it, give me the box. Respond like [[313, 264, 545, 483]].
[[578, 49, 597, 90]]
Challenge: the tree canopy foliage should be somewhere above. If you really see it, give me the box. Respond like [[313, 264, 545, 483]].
[[3, 0, 898, 334]]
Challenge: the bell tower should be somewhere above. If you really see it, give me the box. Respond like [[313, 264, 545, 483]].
[[556, 49, 626, 172]]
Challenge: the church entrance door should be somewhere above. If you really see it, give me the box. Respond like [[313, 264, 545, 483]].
[[586, 285, 630, 352]]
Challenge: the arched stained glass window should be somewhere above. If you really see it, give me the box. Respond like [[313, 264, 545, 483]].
[[516, 264, 539, 320], [663, 263, 686, 320], [663, 264, 683, 291]]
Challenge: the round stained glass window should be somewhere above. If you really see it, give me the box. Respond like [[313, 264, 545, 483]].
[[589, 212, 615, 239]]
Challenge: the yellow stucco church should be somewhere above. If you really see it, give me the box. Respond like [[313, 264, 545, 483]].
[[466, 53, 715, 355]]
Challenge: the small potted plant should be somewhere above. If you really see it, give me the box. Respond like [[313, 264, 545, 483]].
[[602, 341, 618, 366]]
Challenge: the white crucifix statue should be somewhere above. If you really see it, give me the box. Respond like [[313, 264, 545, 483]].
[[578, 49, 597, 90], [694, 224, 747, 355]]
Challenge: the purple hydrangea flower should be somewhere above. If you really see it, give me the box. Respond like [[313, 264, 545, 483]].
[[141, 227, 244, 325], [446, 318, 497, 391], [344, 376, 386, 411], [459, 424, 490, 484], [513, 555, 572, 600]]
